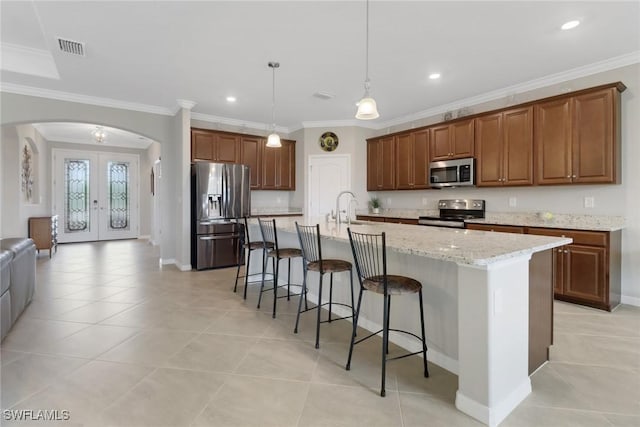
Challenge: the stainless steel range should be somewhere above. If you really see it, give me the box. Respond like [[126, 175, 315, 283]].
[[418, 199, 485, 228]]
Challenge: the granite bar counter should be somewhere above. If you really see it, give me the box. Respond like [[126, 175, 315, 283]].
[[248, 216, 570, 426]]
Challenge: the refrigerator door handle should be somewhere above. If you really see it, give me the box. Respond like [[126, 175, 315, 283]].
[[199, 234, 241, 241]]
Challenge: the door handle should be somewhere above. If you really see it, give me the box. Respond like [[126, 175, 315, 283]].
[[199, 234, 240, 241]]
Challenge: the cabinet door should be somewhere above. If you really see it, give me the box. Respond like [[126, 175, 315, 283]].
[[430, 125, 451, 161], [261, 142, 278, 190], [278, 140, 295, 190], [451, 119, 475, 158], [552, 247, 565, 296], [367, 139, 381, 191], [466, 223, 525, 233], [572, 88, 615, 183], [476, 113, 503, 186], [241, 136, 262, 189], [535, 98, 572, 184], [564, 244, 607, 304], [380, 136, 396, 190], [412, 130, 430, 189], [503, 106, 533, 185], [396, 133, 414, 189], [191, 131, 215, 161], [215, 134, 240, 163]]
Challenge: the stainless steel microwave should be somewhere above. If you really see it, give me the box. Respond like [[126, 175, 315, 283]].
[[429, 157, 475, 188]]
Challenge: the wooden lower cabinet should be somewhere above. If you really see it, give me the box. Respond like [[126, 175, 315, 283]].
[[355, 215, 386, 223], [355, 215, 418, 225], [465, 223, 525, 233], [527, 228, 620, 311]]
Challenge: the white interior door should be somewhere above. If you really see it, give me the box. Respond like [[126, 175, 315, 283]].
[[53, 149, 139, 243], [308, 154, 351, 217]]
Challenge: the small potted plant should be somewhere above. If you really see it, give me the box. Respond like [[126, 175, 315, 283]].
[[369, 197, 381, 214]]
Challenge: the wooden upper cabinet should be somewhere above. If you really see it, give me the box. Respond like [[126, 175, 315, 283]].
[[191, 129, 240, 163], [429, 119, 474, 161], [396, 130, 429, 189], [535, 98, 573, 184], [261, 139, 295, 190], [572, 88, 616, 183], [477, 107, 533, 186], [535, 85, 621, 185], [240, 136, 262, 189], [366, 137, 395, 191], [192, 130, 215, 161]]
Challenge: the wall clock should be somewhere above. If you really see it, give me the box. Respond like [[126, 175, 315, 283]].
[[319, 131, 339, 152]]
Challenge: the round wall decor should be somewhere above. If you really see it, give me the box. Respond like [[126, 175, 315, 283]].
[[319, 131, 339, 152]]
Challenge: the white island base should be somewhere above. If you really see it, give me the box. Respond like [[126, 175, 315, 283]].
[[247, 218, 570, 426]]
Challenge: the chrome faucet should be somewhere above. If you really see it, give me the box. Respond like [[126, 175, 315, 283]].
[[335, 191, 356, 224]]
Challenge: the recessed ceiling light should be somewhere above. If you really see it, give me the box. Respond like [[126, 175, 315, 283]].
[[429, 73, 441, 80], [561, 20, 580, 30], [226, 96, 236, 103]]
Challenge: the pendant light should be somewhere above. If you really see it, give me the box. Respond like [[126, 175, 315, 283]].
[[355, 0, 379, 120], [266, 61, 282, 148]]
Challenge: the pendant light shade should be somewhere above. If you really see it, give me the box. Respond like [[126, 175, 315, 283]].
[[266, 61, 282, 148], [356, 0, 379, 120]]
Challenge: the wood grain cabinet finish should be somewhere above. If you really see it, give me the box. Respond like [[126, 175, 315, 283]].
[[465, 223, 525, 233], [191, 129, 240, 163], [527, 227, 621, 311], [476, 107, 533, 186], [262, 139, 295, 191], [429, 119, 475, 161], [396, 130, 430, 190], [28, 215, 58, 258], [535, 85, 622, 185], [240, 136, 262, 189], [366, 137, 395, 191]]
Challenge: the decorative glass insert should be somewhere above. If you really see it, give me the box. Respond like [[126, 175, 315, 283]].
[[64, 159, 89, 232], [108, 161, 130, 230]]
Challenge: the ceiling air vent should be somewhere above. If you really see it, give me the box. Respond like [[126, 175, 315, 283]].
[[57, 38, 85, 56], [313, 92, 335, 100]]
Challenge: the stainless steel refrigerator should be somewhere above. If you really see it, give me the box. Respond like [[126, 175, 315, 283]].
[[191, 162, 250, 270]]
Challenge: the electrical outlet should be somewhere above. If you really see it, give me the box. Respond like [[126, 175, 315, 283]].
[[276, 197, 282, 204], [584, 196, 595, 208], [422, 197, 428, 206], [508, 197, 517, 208], [386, 198, 392, 206]]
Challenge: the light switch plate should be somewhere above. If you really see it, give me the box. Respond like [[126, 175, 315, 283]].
[[422, 197, 428, 206], [509, 197, 517, 208]]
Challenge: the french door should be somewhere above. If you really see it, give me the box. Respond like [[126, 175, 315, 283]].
[[53, 149, 139, 243]]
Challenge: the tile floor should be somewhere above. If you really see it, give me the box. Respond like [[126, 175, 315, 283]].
[[1, 239, 639, 426]]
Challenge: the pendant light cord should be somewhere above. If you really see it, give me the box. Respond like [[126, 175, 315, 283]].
[[271, 65, 276, 129], [364, 0, 370, 94]]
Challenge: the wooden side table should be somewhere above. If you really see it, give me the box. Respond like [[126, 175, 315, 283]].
[[28, 215, 58, 258]]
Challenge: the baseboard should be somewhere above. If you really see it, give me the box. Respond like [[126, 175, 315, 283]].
[[456, 378, 531, 427], [621, 295, 640, 307], [138, 235, 150, 240], [304, 290, 459, 375], [177, 263, 192, 272]]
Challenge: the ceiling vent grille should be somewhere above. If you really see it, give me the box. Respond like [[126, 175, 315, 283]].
[[57, 38, 85, 56], [313, 92, 335, 100]]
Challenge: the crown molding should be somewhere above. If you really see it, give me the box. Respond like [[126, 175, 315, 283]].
[[299, 119, 379, 131], [190, 112, 290, 135], [0, 82, 174, 116], [376, 51, 640, 129], [0, 42, 60, 80], [175, 99, 196, 111]]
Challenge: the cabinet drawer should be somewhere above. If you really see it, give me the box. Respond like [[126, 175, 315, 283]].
[[466, 224, 525, 233], [527, 228, 607, 247]]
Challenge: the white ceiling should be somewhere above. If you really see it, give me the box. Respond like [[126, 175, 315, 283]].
[[1, 1, 639, 133]]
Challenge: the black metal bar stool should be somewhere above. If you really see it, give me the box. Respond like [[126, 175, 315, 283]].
[[346, 228, 429, 397], [257, 218, 303, 318], [233, 217, 274, 299], [294, 222, 355, 349]]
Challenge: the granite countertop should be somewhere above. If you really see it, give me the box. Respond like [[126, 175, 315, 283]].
[[250, 216, 571, 266], [357, 209, 625, 231], [466, 212, 625, 231], [251, 208, 303, 217]]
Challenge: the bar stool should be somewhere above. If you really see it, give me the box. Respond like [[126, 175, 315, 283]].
[[233, 217, 273, 299], [346, 228, 429, 397], [294, 222, 355, 349], [257, 218, 303, 318]]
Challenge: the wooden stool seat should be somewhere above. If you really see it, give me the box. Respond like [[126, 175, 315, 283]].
[[307, 259, 352, 273], [267, 247, 302, 259], [363, 275, 422, 295], [246, 241, 273, 250]]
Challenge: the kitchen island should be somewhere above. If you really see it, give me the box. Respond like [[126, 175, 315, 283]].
[[247, 217, 571, 427]]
